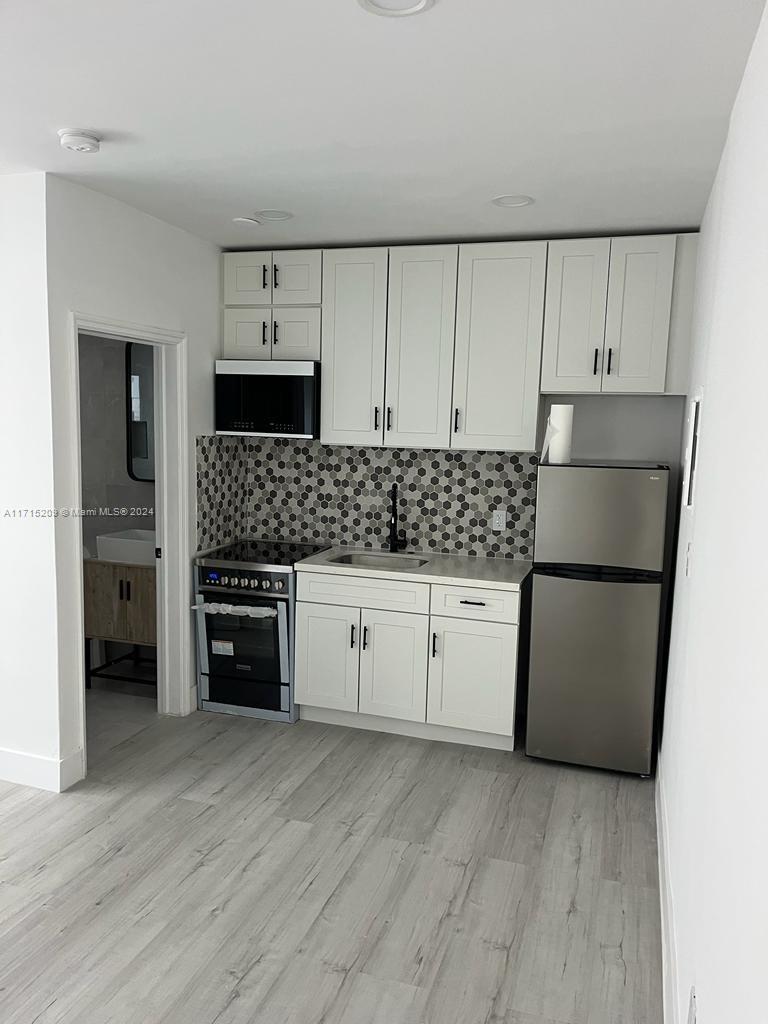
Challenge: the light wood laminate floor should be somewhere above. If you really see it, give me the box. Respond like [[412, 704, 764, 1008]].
[[0, 691, 662, 1024]]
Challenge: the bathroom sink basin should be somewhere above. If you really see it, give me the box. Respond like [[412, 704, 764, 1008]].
[[96, 529, 156, 566], [328, 552, 430, 571]]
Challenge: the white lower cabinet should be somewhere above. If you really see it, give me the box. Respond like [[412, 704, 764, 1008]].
[[358, 609, 429, 722], [294, 602, 360, 712], [427, 616, 518, 736]]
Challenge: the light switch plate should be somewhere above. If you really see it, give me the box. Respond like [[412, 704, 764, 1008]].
[[491, 509, 507, 533]]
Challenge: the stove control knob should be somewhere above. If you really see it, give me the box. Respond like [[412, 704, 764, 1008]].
[[261, 579, 271, 590], [274, 580, 285, 591], [221, 576, 229, 585], [240, 578, 249, 587]]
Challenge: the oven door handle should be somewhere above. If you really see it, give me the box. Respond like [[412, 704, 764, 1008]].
[[191, 602, 278, 618]]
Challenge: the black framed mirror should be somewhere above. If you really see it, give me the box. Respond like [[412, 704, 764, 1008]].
[[125, 342, 155, 483]]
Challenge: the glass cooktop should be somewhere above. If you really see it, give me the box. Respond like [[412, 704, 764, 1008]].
[[198, 538, 328, 569]]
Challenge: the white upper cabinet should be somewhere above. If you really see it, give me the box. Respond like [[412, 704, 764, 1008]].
[[602, 235, 676, 393], [270, 307, 321, 361], [222, 308, 272, 360], [451, 242, 546, 452], [358, 609, 429, 722], [223, 251, 272, 305], [222, 250, 321, 306], [271, 250, 322, 305], [321, 248, 388, 446], [384, 245, 458, 449], [540, 238, 610, 393]]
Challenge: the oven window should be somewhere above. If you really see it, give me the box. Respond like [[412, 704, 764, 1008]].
[[204, 607, 282, 685]]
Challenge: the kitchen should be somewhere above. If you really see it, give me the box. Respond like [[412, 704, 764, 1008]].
[[1, 2, 766, 1022]]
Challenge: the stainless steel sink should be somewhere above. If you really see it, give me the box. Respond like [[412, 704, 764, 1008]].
[[328, 552, 430, 570]]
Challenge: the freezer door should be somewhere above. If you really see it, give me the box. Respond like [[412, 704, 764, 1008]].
[[534, 465, 668, 572], [526, 572, 661, 774]]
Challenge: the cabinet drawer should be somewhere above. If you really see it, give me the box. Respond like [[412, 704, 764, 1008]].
[[297, 572, 429, 614], [430, 584, 519, 624]]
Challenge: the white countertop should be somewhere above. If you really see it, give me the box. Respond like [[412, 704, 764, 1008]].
[[295, 546, 532, 591]]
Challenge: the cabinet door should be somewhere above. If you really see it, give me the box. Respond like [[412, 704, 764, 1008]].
[[540, 238, 610, 393], [125, 567, 157, 646], [272, 249, 322, 305], [83, 560, 125, 640], [602, 235, 676, 393], [222, 308, 272, 359], [384, 245, 457, 449], [321, 248, 388, 445], [452, 242, 546, 451], [294, 602, 360, 712], [271, 307, 321, 361], [427, 616, 518, 736], [358, 609, 428, 722], [222, 252, 272, 305]]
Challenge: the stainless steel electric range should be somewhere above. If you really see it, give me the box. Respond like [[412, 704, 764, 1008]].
[[193, 538, 328, 722]]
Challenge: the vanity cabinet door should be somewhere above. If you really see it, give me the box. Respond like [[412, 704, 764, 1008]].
[[321, 248, 388, 446], [427, 616, 518, 736], [540, 238, 610, 393], [83, 561, 126, 641], [271, 307, 321, 361], [451, 241, 546, 452], [602, 235, 676, 393], [358, 609, 429, 722], [222, 308, 272, 359], [295, 602, 360, 712], [271, 250, 322, 305], [384, 245, 457, 449], [222, 252, 273, 305], [125, 567, 157, 646]]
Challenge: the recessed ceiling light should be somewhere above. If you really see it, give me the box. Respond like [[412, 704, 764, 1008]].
[[57, 128, 101, 154], [358, 0, 435, 17], [492, 194, 535, 208], [255, 209, 294, 221], [232, 217, 262, 225]]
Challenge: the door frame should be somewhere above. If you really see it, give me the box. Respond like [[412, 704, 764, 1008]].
[[70, 312, 192, 768]]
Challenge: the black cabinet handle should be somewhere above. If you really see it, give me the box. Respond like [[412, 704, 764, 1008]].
[[119, 579, 124, 600], [262, 320, 268, 346], [262, 264, 268, 290], [273, 264, 279, 289], [126, 580, 131, 602], [362, 626, 369, 651], [454, 408, 460, 433], [374, 407, 380, 430], [607, 347, 613, 375], [273, 319, 278, 345], [593, 347, 599, 375], [432, 632, 438, 658], [459, 599, 486, 606], [350, 624, 356, 649], [386, 407, 392, 432]]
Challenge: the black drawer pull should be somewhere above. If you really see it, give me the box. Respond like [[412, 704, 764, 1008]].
[[432, 632, 438, 657], [386, 407, 392, 431], [273, 263, 279, 289], [593, 347, 599, 375], [273, 319, 278, 345], [119, 579, 124, 600], [262, 320, 268, 346], [374, 406, 380, 430], [262, 264, 268, 290], [459, 599, 486, 606], [606, 347, 613, 375], [362, 626, 369, 651], [350, 624, 356, 649], [126, 580, 132, 601], [454, 408, 460, 432]]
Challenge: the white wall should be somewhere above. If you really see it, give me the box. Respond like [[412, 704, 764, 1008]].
[[657, 8, 768, 1023], [0, 174, 64, 788], [0, 173, 219, 790]]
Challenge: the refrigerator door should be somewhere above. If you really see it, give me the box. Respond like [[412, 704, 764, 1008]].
[[526, 572, 661, 774], [534, 465, 668, 572]]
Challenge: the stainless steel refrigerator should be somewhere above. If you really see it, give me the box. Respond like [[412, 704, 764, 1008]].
[[526, 462, 669, 775]]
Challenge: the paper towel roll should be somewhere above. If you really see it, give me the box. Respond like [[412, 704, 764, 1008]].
[[541, 404, 574, 464]]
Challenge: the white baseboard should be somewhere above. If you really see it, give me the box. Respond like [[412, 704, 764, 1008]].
[[0, 745, 85, 792], [656, 773, 680, 1024], [300, 706, 516, 751]]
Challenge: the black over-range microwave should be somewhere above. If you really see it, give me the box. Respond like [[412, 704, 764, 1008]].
[[215, 360, 320, 439]]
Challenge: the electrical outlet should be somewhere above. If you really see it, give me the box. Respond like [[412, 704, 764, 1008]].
[[687, 986, 697, 1024], [491, 509, 507, 533]]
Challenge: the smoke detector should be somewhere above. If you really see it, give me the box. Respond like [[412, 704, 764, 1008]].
[[58, 129, 101, 154]]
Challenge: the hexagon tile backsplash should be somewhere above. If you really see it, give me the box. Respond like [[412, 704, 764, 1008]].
[[197, 437, 538, 559]]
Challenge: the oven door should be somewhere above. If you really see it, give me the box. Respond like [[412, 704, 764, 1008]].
[[194, 593, 290, 717]]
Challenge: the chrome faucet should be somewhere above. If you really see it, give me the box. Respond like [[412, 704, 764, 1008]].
[[387, 483, 407, 553]]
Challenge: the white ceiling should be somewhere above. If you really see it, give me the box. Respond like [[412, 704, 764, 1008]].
[[0, 0, 763, 249]]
